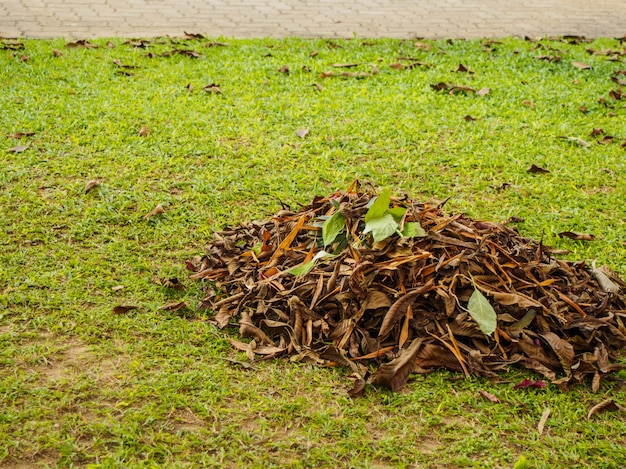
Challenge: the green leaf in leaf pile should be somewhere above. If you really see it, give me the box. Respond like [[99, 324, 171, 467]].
[[363, 213, 399, 243], [364, 188, 392, 222], [401, 222, 427, 238], [322, 210, 346, 246], [467, 288, 497, 336]]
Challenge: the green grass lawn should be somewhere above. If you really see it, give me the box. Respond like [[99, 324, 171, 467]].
[[2, 35, 626, 468]]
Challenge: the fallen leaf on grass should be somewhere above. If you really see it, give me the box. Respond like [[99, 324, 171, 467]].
[[202, 83, 221, 94], [7, 132, 35, 138], [161, 49, 201, 58], [527, 164, 549, 174], [311, 83, 323, 91], [513, 378, 546, 390], [333, 63, 361, 68], [161, 277, 186, 290], [558, 231, 595, 241], [455, 63, 474, 73], [347, 378, 366, 398], [183, 31, 205, 39], [84, 180, 100, 193], [296, 128, 309, 139], [477, 87, 490, 97], [113, 59, 138, 69], [8, 145, 29, 153], [138, 125, 150, 137], [479, 390, 500, 403], [144, 204, 165, 219], [572, 61, 592, 70], [278, 65, 289, 74], [51, 49, 63, 57], [537, 408, 551, 434], [112, 305, 139, 315], [66, 39, 98, 49], [557, 136, 591, 147], [587, 399, 626, 419], [111, 285, 125, 291], [464, 115, 477, 121], [159, 301, 188, 312], [430, 82, 476, 94]]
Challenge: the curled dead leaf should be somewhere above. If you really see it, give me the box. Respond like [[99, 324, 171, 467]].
[[369, 339, 423, 391], [144, 204, 165, 219], [84, 180, 100, 193], [537, 408, 551, 434], [587, 399, 626, 419], [138, 125, 150, 137]]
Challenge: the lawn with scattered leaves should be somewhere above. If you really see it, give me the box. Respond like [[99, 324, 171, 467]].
[[2, 35, 626, 468]]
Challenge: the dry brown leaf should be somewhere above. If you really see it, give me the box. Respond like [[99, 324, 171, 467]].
[[138, 125, 150, 137], [478, 390, 500, 403], [111, 285, 125, 291], [85, 180, 100, 193], [527, 164, 549, 174], [378, 279, 435, 340], [202, 83, 221, 94], [144, 204, 165, 219], [158, 301, 188, 312], [572, 61, 592, 70], [8, 145, 29, 153], [112, 305, 139, 315], [296, 128, 309, 139], [587, 399, 626, 419], [369, 339, 423, 391], [557, 231, 595, 241], [537, 407, 551, 434], [52, 48, 63, 57]]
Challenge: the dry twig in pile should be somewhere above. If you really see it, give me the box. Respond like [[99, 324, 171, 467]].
[[188, 182, 626, 395]]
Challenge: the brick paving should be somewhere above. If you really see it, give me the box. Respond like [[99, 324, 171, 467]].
[[1, 0, 625, 39]]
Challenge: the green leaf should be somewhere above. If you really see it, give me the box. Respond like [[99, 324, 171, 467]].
[[387, 207, 407, 222], [401, 222, 426, 238], [467, 288, 497, 336], [322, 211, 346, 246], [365, 188, 391, 222], [364, 213, 399, 243], [289, 251, 335, 276], [288, 259, 316, 276], [513, 455, 529, 469]]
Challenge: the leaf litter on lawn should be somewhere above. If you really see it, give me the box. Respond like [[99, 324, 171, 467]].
[[188, 182, 626, 395]]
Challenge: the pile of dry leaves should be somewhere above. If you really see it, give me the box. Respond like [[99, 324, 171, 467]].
[[188, 182, 626, 395]]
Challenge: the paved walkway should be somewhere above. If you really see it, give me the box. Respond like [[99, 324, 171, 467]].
[[2, 0, 626, 40]]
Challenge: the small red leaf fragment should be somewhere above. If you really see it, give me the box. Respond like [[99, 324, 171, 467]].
[[513, 379, 547, 389]]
